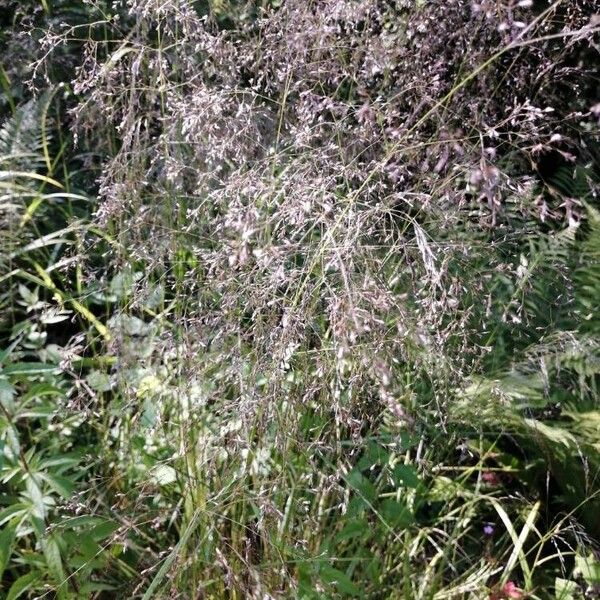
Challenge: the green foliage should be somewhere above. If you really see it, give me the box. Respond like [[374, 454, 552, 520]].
[[0, 2, 599, 600], [0, 91, 126, 598]]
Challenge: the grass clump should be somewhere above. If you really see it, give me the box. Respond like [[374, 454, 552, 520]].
[[0, 0, 599, 598]]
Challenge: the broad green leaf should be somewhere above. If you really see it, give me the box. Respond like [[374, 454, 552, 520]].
[[40, 453, 82, 468], [151, 464, 177, 486], [80, 582, 117, 594], [0, 377, 16, 410], [89, 519, 119, 542], [67, 534, 103, 565], [42, 534, 67, 598], [5, 425, 20, 458], [392, 464, 420, 488], [109, 268, 142, 298], [555, 577, 580, 600], [346, 495, 369, 519], [345, 469, 377, 503], [574, 553, 600, 586], [7, 572, 39, 600], [17, 406, 56, 419], [41, 473, 75, 499], [0, 518, 19, 580], [86, 370, 112, 392], [141, 398, 158, 428], [357, 442, 389, 471], [0, 504, 27, 527], [335, 518, 370, 543], [380, 499, 414, 528], [1, 362, 59, 376], [22, 383, 63, 401], [39, 311, 71, 324], [319, 565, 361, 597], [25, 475, 46, 520], [17, 284, 37, 304]]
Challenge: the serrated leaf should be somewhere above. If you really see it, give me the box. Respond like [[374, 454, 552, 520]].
[[151, 464, 177, 486], [17, 284, 37, 304], [86, 370, 112, 392], [346, 495, 369, 519], [38, 307, 69, 325]]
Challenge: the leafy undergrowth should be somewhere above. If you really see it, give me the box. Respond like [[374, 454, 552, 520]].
[[1, 1, 600, 599]]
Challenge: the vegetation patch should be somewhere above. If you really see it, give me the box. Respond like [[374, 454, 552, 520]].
[[0, 1, 599, 598]]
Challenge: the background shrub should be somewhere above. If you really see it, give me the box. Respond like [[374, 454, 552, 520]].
[[0, 1, 599, 598]]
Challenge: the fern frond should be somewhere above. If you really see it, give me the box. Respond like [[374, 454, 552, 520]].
[[0, 92, 52, 171]]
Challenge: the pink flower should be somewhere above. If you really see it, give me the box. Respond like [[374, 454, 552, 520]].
[[489, 581, 524, 599], [503, 581, 523, 599], [482, 471, 501, 486]]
